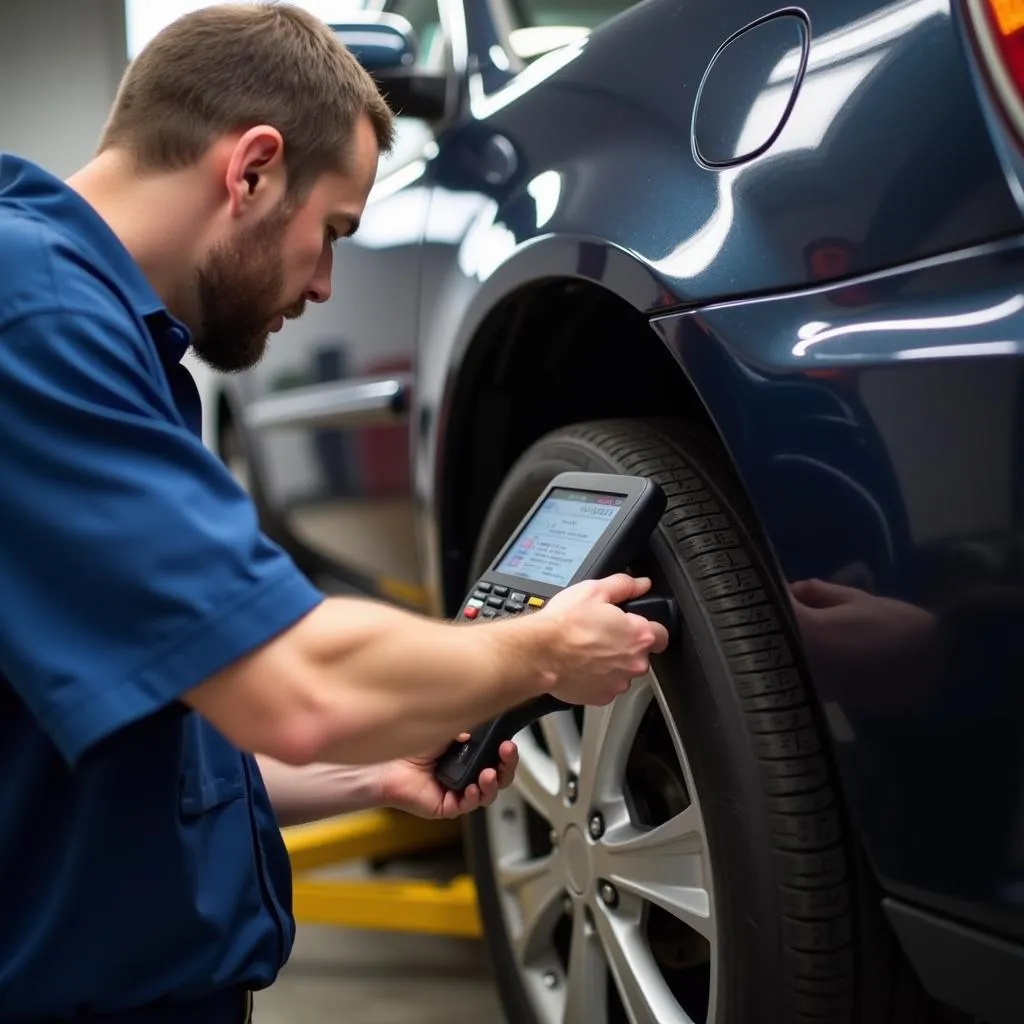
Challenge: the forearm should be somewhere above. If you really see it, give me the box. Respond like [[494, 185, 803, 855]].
[[255, 754, 384, 827], [194, 595, 557, 767], [301, 596, 555, 764]]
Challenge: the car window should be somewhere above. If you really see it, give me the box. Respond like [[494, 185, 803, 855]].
[[505, 0, 642, 60], [386, 0, 447, 72], [376, 0, 448, 172]]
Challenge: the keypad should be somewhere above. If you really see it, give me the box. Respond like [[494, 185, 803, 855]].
[[462, 586, 545, 620]]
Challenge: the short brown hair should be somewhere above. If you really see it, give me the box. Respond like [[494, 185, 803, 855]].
[[99, 1, 394, 197]]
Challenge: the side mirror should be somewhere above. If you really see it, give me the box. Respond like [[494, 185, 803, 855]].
[[331, 13, 447, 122]]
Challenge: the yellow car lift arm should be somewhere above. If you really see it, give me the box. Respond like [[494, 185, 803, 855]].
[[282, 810, 483, 938]]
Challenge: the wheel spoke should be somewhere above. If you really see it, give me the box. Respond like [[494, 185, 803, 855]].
[[539, 709, 581, 781], [592, 906, 698, 1024], [575, 676, 654, 812], [512, 729, 562, 824], [563, 905, 609, 1024], [595, 806, 714, 941], [497, 852, 565, 965]]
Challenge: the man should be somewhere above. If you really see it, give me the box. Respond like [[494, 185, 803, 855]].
[[0, 4, 667, 1021]]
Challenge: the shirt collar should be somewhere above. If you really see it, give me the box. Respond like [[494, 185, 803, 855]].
[[0, 153, 192, 360]]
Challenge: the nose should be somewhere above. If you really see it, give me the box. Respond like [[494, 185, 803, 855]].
[[304, 244, 333, 304]]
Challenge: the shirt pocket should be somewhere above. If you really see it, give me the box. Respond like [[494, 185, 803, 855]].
[[178, 712, 247, 816]]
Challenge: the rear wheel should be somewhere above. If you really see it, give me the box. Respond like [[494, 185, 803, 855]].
[[463, 419, 904, 1024]]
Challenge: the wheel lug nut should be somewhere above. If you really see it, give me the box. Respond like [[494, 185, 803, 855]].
[[588, 812, 605, 839], [566, 774, 578, 803], [599, 880, 619, 907]]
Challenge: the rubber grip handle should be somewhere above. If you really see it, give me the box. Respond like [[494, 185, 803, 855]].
[[620, 594, 679, 638]]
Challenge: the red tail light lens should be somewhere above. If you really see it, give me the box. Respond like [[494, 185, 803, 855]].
[[967, 0, 1024, 143], [984, 1, 1024, 74]]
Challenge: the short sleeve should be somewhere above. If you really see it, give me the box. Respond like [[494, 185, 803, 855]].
[[0, 309, 325, 765]]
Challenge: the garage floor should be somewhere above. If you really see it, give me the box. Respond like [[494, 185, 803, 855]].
[[253, 924, 503, 1023]]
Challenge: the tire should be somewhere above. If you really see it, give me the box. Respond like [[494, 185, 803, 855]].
[[463, 419, 927, 1024]]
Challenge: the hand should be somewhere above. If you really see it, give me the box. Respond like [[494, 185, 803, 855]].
[[539, 573, 669, 706], [376, 735, 519, 819]]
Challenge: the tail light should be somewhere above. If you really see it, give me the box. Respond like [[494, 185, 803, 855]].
[[965, 0, 1024, 144]]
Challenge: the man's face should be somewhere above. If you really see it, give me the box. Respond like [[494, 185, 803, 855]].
[[191, 114, 380, 373]]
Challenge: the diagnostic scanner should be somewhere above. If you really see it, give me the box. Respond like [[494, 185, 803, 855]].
[[434, 472, 679, 792]]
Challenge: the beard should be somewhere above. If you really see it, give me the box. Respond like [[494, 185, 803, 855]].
[[189, 199, 306, 373]]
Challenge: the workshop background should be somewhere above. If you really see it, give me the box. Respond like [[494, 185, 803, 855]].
[[0, 1, 501, 1021], [5, 0, 1024, 1021]]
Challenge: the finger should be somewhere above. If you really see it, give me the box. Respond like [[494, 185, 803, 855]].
[[477, 769, 499, 804], [495, 745, 518, 789], [626, 615, 668, 654], [595, 573, 651, 604], [456, 732, 471, 742], [648, 622, 670, 653]]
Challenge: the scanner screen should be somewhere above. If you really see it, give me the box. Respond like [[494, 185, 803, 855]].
[[493, 488, 625, 588]]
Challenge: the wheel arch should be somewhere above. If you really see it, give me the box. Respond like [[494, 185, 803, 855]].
[[434, 247, 745, 617]]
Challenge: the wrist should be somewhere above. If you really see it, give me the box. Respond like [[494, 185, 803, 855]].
[[362, 761, 391, 810], [480, 613, 561, 699]]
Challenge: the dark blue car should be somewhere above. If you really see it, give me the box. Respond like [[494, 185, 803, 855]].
[[191, 0, 1024, 1020]]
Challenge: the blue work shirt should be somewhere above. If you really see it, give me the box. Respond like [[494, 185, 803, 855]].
[[0, 154, 325, 1019]]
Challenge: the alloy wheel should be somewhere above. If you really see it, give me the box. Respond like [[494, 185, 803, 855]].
[[484, 668, 718, 1024]]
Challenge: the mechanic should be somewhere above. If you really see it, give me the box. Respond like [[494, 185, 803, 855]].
[[0, 4, 668, 1022]]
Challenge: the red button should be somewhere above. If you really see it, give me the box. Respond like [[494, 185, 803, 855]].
[[463, 607, 479, 619]]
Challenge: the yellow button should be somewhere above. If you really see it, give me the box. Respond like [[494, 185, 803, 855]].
[[528, 596, 545, 608]]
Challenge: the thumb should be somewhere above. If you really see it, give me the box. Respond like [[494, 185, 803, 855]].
[[593, 573, 651, 604]]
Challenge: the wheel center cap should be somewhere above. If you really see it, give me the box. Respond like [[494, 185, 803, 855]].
[[563, 825, 592, 895]]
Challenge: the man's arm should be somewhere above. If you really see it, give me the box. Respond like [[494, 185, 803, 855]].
[[184, 570, 662, 768], [254, 754, 383, 827], [186, 594, 556, 766]]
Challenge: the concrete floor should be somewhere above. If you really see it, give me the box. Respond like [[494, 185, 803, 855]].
[[253, 924, 504, 1023]]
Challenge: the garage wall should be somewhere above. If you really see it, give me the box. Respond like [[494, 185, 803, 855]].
[[0, 0, 127, 179]]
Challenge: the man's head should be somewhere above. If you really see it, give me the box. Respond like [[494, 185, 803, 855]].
[[98, 2, 394, 371]]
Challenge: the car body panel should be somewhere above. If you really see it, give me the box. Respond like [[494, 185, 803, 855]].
[[651, 235, 1024, 943], [434, 0, 1021, 309]]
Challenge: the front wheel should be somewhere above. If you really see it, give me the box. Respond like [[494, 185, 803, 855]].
[[463, 419, 906, 1024]]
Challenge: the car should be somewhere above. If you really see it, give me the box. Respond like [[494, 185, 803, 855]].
[[187, 0, 1024, 1021]]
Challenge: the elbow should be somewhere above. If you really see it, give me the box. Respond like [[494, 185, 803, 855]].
[[185, 646, 379, 765], [248, 691, 377, 766], [258, 714, 328, 767], [190, 676, 337, 766]]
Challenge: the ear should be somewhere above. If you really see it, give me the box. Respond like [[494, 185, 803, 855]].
[[223, 125, 286, 219]]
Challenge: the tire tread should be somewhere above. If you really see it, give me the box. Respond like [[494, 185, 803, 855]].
[[560, 420, 857, 1020]]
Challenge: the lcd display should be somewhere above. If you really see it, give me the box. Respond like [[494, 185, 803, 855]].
[[493, 488, 626, 587]]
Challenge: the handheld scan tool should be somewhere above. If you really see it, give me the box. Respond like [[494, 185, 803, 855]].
[[434, 472, 679, 791]]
